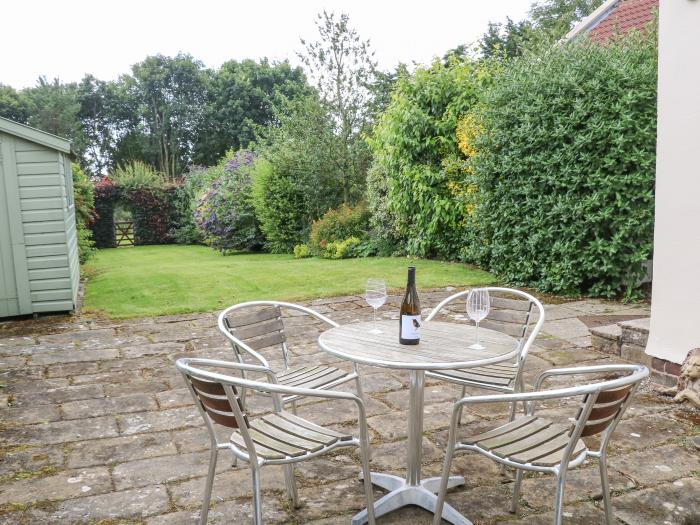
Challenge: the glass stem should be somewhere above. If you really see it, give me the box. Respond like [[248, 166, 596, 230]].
[[373, 307, 377, 330], [476, 321, 480, 346]]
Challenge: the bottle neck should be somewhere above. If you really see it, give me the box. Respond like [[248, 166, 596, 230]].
[[407, 267, 416, 286]]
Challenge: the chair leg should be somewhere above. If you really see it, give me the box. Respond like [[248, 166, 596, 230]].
[[291, 399, 298, 415], [511, 468, 523, 514], [459, 385, 467, 425], [251, 466, 263, 525], [599, 454, 613, 525], [284, 463, 298, 507], [432, 435, 457, 525], [553, 469, 568, 525], [200, 447, 219, 525]]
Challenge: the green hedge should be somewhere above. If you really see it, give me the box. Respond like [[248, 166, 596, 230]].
[[468, 34, 657, 297], [368, 60, 490, 259]]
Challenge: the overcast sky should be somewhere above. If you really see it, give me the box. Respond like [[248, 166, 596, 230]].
[[1, 0, 530, 89]]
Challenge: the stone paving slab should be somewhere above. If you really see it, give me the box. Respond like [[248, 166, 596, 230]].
[[0, 290, 697, 524]]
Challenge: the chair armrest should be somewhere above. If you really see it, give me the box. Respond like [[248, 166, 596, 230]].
[[534, 364, 641, 392]]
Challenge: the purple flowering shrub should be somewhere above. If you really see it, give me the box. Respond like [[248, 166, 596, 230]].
[[193, 151, 264, 252]]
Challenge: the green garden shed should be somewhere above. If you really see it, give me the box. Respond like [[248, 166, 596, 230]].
[[0, 117, 80, 317]]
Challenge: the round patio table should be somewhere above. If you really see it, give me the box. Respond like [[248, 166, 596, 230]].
[[318, 319, 520, 525]]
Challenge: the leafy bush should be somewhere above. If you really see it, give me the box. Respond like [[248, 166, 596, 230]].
[[193, 151, 263, 252], [111, 161, 166, 191], [71, 165, 96, 263], [468, 34, 657, 297], [309, 203, 370, 254], [293, 244, 312, 259], [91, 178, 119, 248], [321, 237, 362, 259], [368, 59, 492, 259], [127, 186, 179, 245], [251, 95, 345, 253]]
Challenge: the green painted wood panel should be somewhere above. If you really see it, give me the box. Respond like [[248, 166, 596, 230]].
[[15, 150, 59, 163], [0, 135, 20, 316], [18, 174, 62, 187], [23, 220, 66, 234], [28, 267, 70, 280], [31, 289, 73, 302], [0, 133, 32, 314], [17, 162, 59, 175], [24, 232, 67, 246], [22, 209, 64, 222], [26, 255, 69, 270], [19, 186, 63, 199], [21, 197, 64, 211], [25, 244, 68, 258], [29, 278, 72, 291], [32, 300, 74, 312]]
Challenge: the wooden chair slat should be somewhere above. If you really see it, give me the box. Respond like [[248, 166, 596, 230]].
[[489, 296, 532, 312], [492, 424, 569, 458], [279, 366, 330, 384], [226, 306, 281, 328], [279, 411, 352, 441], [233, 318, 285, 341], [190, 376, 226, 396], [247, 428, 308, 457], [247, 331, 286, 350], [230, 432, 286, 460], [596, 385, 632, 404], [509, 432, 571, 464], [480, 418, 553, 449], [480, 319, 526, 338], [197, 392, 233, 413], [586, 400, 626, 422], [277, 365, 323, 381], [206, 409, 240, 428], [291, 368, 349, 390], [463, 416, 538, 445], [528, 439, 587, 467], [263, 413, 340, 444], [252, 419, 328, 452]]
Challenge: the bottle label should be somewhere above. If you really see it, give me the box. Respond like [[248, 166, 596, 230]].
[[401, 314, 421, 340]]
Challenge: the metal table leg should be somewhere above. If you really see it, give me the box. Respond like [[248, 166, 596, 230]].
[[352, 370, 471, 525]]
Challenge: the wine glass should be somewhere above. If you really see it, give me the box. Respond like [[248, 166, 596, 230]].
[[365, 278, 387, 334], [467, 288, 490, 350]]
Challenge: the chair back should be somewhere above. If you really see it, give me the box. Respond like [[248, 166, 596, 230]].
[[575, 382, 636, 439], [427, 287, 544, 364], [179, 361, 250, 430], [222, 305, 288, 364]]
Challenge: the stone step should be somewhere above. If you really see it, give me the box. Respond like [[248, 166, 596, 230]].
[[590, 323, 622, 355]]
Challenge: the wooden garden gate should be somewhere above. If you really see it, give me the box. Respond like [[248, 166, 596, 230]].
[[115, 221, 134, 246]]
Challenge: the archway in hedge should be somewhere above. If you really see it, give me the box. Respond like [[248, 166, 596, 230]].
[[91, 179, 179, 248]]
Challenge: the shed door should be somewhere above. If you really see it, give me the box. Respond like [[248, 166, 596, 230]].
[[0, 136, 20, 316]]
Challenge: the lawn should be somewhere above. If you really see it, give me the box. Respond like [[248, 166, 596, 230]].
[[83, 245, 497, 318]]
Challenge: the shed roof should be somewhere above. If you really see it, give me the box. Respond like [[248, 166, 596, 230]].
[[564, 0, 657, 43], [0, 116, 71, 154]]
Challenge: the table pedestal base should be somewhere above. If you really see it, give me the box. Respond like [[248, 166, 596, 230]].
[[351, 472, 472, 525]]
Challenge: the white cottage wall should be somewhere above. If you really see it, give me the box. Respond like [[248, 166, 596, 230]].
[[646, 0, 700, 363]]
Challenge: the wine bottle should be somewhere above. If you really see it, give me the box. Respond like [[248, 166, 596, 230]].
[[399, 266, 421, 345]]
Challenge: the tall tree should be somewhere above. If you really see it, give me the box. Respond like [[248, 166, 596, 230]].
[[193, 59, 310, 166], [529, 0, 605, 39], [124, 54, 208, 178], [299, 11, 377, 203], [0, 84, 30, 123], [479, 18, 534, 59]]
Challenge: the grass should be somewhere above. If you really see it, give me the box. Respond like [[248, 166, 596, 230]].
[[83, 245, 497, 318]]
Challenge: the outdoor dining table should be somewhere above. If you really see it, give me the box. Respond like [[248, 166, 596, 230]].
[[318, 319, 520, 525]]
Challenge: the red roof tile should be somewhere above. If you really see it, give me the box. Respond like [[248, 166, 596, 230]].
[[588, 0, 658, 43]]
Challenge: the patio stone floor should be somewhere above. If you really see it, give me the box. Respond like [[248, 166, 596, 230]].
[[0, 290, 698, 524]]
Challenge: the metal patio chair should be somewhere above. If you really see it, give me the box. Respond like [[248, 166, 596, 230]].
[[433, 364, 649, 525], [218, 301, 367, 413], [425, 287, 545, 421], [176, 357, 376, 525]]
